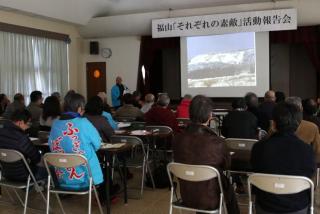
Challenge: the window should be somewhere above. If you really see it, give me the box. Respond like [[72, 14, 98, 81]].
[[0, 31, 69, 102]]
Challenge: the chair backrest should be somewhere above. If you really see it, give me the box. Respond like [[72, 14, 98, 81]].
[[38, 131, 50, 140], [167, 162, 225, 213], [0, 149, 24, 163], [225, 138, 258, 151], [115, 116, 136, 122], [110, 135, 145, 154], [248, 173, 314, 213], [167, 162, 221, 182], [146, 125, 173, 135], [44, 153, 88, 169], [0, 148, 38, 182], [130, 121, 146, 130]]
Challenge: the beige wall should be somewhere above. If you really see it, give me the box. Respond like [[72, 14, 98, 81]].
[[0, 10, 82, 94], [81, 36, 141, 105]]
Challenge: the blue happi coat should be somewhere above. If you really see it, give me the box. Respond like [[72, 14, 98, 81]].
[[48, 117, 103, 190]]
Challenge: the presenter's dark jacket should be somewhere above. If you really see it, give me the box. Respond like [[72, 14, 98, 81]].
[[221, 110, 258, 139], [0, 121, 41, 181], [251, 131, 315, 213], [173, 124, 239, 214]]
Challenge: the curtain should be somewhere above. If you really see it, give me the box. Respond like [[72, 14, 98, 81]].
[[137, 36, 180, 97], [0, 31, 68, 102], [270, 26, 320, 96]]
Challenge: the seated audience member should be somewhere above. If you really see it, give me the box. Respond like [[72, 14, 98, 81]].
[[302, 98, 320, 130], [132, 91, 142, 108], [27, 90, 43, 126], [145, 94, 179, 132], [251, 102, 315, 213], [97, 92, 112, 113], [85, 96, 114, 142], [0, 109, 47, 181], [51, 92, 61, 102], [275, 91, 286, 103], [40, 96, 61, 128], [244, 92, 259, 118], [176, 94, 192, 118], [48, 93, 103, 191], [257, 90, 276, 132], [96, 92, 117, 129], [0, 94, 10, 116], [286, 97, 320, 155], [173, 95, 239, 214], [222, 98, 258, 139], [140, 93, 155, 114], [115, 93, 144, 121], [3, 93, 25, 119]]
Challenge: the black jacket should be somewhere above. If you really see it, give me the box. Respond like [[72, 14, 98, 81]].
[[257, 101, 276, 131], [222, 110, 258, 139], [251, 132, 315, 213], [0, 121, 41, 181]]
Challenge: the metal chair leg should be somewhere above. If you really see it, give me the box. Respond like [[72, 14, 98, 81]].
[[93, 186, 104, 214], [46, 176, 51, 214], [88, 179, 92, 214], [55, 193, 66, 214], [23, 176, 31, 214]]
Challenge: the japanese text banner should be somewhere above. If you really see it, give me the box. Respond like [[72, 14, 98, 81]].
[[152, 8, 297, 38]]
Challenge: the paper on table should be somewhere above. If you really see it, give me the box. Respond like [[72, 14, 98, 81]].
[[101, 143, 126, 149]]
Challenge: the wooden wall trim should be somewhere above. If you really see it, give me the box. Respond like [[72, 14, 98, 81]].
[[0, 22, 70, 42]]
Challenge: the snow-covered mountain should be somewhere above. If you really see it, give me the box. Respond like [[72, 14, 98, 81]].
[[188, 49, 255, 80]]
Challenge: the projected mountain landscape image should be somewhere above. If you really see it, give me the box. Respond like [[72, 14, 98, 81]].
[[187, 32, 256, 88]]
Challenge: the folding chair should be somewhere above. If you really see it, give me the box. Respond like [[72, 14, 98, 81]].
[[145, 125, 173, 161], [0, 149, 47, 214], [225, 138, 258, 176], [248, 173, 314, 214], [167, 162, 227, 214], [43, 153, 103, 214], [110, 135, 155, 197], [176, 118, 190, 128], [115, 116, 136, 122]]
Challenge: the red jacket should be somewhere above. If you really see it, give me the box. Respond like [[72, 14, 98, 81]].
[[145, 106, 180, 133], [176, 99, 191, 118]]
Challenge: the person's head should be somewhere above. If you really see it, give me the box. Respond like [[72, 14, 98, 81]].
[[302, 98, 317, 116], [0, 94, 9, 105], [11, 109, 32, 131], [97, 92, 107, 103], [64, 90, 76, 109], [189, 95, 213, 125], [42, 96, 61, 121], [286, 96, 303, 112], [183, 94, 192, 100], [144, 93, 155, 104], [64, 93, 85, 115], [157, 94, 170, 107], [272, 102, 302, 133], [232, 98, 247, 110], [30, 90, 43, 105], [132, 91, 141, 100], [14, 93, 25, 105], [85, 96, 104, 116], [122, 93, 134, 105], [275, 91, 286, 103], [51, 92, 61, 101], [244, 92, 259, 108], [116, 76, 122, 84], [264, 90, 276, 102]]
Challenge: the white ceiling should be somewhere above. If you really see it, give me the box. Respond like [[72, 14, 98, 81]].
[[0, 0, 276, 25]]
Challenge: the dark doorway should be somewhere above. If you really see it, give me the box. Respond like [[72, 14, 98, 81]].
[[86, 62, 106, 99]]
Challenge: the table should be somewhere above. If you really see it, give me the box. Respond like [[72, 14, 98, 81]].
[[98, 142, 133, 214]]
